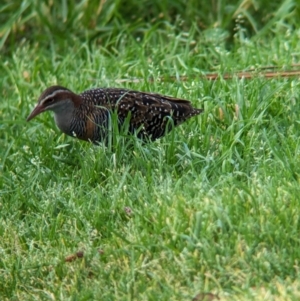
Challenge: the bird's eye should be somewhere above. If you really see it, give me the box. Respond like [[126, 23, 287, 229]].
[[46, 98, 54, 104]]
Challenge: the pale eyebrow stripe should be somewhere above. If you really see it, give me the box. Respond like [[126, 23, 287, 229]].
[[40, 89, 69, 104]]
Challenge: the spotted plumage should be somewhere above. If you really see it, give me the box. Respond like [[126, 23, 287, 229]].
[[27, 85, 202, 143]]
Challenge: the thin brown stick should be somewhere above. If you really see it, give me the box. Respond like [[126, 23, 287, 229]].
[[205, 70, 300, 80], [114, 69, 300, 84]]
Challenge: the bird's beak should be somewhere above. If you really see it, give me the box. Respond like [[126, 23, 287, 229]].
[[26, 105, 45, 122]]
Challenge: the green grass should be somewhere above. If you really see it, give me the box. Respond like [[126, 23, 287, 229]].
[[1, 1, 300, 300]]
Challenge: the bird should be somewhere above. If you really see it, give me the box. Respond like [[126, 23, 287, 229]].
[[27, 85, 202, 143]]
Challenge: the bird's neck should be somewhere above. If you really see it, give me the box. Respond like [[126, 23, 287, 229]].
[[53, 99, 76, 135]]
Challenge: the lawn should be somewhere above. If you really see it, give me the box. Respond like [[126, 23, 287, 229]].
[[1, 1, 300, 300]]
